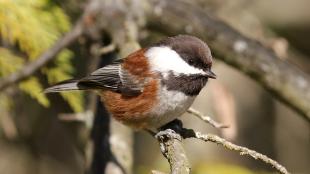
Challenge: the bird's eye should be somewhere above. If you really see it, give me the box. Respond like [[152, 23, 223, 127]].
[[188, 59, 194, 65]]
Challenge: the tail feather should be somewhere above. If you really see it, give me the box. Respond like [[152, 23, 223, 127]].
[[44, 79, 80, 93]]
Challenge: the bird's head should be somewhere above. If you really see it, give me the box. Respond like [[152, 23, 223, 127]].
[[146, 35, 216, 79], [146, 35, 216, 95]]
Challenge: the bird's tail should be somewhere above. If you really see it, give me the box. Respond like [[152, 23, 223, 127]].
[[44, 79, 82, 93]]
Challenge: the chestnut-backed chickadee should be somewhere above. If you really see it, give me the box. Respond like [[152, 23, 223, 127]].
[[45, 35, 216, 130]]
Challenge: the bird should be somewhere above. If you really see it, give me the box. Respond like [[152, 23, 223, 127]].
[[45, 35, 216, 130]]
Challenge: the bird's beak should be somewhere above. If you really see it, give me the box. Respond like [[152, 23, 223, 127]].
[[205, 70, 216, 79]]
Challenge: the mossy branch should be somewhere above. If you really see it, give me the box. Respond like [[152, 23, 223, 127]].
[[0, 20, 84, 91]]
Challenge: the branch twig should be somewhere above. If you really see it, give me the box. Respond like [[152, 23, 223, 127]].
[[194, 132, 289, 174], [58, 110, 94, 128], [187, 107, 228, 128], [151, 170, 167, 174], [99, 44, 116, 55], [153, 122, 290, 174]]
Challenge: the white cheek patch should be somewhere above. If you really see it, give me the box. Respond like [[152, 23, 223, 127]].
[[145, 46, 206, 76]]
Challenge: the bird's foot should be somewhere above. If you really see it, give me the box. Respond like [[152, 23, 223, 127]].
[[154, 119, 184, 141], [159, 119, 183, 132], [155, 129, 182, 141], [147, 119, 195, 140]]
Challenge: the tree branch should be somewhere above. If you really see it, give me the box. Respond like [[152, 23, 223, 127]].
[[155, 129, 191, 174], [146, 0, 310, 121], [194, 132, 289, 174], [0, 20, 84, 91], [187, 107, 228, 129], [153, 121, 290, 174]]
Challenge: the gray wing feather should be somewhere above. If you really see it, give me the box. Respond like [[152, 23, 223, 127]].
[[77, 61, 143, 96], [44, 79, 80, 93]]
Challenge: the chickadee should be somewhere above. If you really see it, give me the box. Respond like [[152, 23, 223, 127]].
[[45, 35, 216, 130]]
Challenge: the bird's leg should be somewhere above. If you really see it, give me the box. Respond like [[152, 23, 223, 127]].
[[145, 129, 156, 136]]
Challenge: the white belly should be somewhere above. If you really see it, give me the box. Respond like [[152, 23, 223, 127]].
[[147, 85, 196, 129]]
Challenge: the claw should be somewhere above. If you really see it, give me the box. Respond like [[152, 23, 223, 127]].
[[155, 129, 182, 141]]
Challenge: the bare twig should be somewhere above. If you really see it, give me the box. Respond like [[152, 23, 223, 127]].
[[0, 21, 84, 91], [99, 44, 116, 55], [194, 132, 289, 174], [187, 107, 228, 128], [0, 108, 18, 140], [58, 110, 94, 128], [151, 170, 167, 174], [153, 122, 290, 174], [90, 43, 116, 56]]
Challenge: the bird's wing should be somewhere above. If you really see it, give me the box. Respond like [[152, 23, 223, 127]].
[[77, 59, 143, 96]]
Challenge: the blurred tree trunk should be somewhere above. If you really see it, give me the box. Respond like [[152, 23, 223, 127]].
[[90, 51, 133, 174]]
